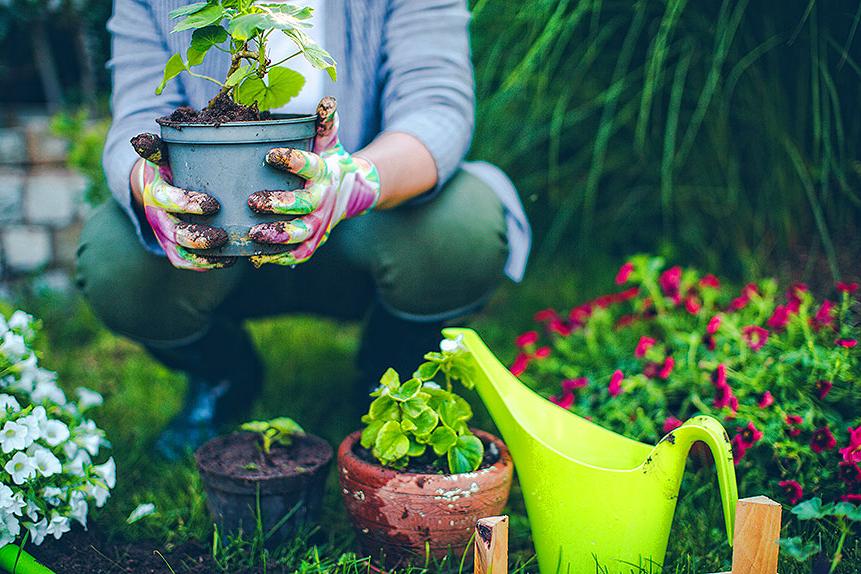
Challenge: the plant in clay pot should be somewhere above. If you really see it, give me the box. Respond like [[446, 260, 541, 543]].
[[195, 417, 332, 544], [338, 337, 514, 565], [133, 0, 337, 256]]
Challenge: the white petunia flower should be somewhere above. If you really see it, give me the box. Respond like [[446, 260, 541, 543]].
[[0, 420, 30, 453], [40, 486, 64, 507], [0, 394, 20, 414], [0, 314, 7, 336], [24, 499, 40, 522], [5, 452, 37, 485], [69, 492, 88, 527], [126, 503, 157, 524], [75, 388, 103, 411], [45, 513, 70, 540], [88, 484, 110, 508], [73, 420, 103, 456], [63, 449, 91, 477], [42, 420, 70, 447], [93, 457, 116, 489], [26, 518, 49, 546], [31, 381, 66, 406], [30, 446, 61, 478], [20, 406, 47, 442], [0, 332, 27, 360], [0, 484, 17, 511], [8, 311, 33, 334], [0, 512, 20, 546]]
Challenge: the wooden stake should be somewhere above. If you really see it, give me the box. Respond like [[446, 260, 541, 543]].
[[474, 515, 508, 574], [709, 495, 782, 574]]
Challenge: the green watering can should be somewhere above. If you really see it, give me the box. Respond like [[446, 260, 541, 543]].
[[446, 328, 739, 573]]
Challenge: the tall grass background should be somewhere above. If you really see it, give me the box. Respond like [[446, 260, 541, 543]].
[[470, 0, 861, 280]]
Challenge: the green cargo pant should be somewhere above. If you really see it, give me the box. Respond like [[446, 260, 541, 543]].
[[76, 168, 509, 347]]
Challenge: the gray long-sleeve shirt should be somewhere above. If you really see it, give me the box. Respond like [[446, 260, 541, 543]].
[[103, 0, 530, 281]]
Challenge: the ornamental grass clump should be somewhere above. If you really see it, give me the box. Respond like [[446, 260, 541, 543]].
[[511, 255, 860, 509], [0, 310, 114, 547], [360, 339, 485, 474]]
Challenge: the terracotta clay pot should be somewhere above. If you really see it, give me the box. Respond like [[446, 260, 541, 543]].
[[337, 429, 513, 564], [196, 431, 332, 543]]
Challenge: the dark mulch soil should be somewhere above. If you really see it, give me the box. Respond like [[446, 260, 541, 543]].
[[157, 92, 271, 126], [196, 431, 331, 480], [353, 435, 500, 474]]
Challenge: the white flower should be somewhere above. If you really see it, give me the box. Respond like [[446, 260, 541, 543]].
[[0, 314, 7, 336], [19, 406, 47, 442], [422, 381, 441, 390], [8, 311, 33, 334], [31, 381, 66, 406], [0, 420, 30, 453], [24, 500, 40, 521], [26, 519, 48, 546], [93, 457, 116, 489], [69, 492, 88, 527], [126, 503, 156, 524], [41, 486, 64, 506], [88, 484, 110, 508], [63, 449, 91, 477], [0, 512, 20, 547], [0, 484, 24, 516], [75, 388, 103, 411], [30, 446, 61, 478], [73, 421, 103, 456], [0, 395, 20, 414], [42, 420, 70, 447], [439, 334, 465, 353], [0, 332, 27, 360], [5, 452, 37, 485], [45, 513, 70, 540]]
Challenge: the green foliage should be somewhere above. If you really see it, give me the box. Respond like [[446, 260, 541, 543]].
[[240, 416, 304, 455], [359, 342, 484, 474], [781, 497, 861, 571], [50, 109, 111, 206], [158, 0, 336, 110]]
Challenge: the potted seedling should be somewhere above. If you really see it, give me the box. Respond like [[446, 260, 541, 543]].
[[135, 1, 336, 256], [195, 417, 332, 542], [338, 338, 513, 564]]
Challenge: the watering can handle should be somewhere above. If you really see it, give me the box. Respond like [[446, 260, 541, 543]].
[[671, 416, 739, 547]]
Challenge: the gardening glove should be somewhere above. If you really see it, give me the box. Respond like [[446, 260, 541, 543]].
[[131, 134, 233, 271], [247, 96, 381, 267]]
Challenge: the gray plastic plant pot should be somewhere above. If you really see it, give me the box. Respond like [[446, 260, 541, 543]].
[[157, 114, 316, 257]]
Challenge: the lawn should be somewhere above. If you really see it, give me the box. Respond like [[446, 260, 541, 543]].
[[7, 257, 857, 573]]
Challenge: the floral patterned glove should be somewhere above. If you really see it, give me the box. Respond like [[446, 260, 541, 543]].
[[131, 134, 233, 271], [247, 97, 381, 267]]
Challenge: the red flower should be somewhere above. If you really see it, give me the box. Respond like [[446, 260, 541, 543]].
[[615, 262, 634, 285], [510, 353, 530, 376], [616, 314, 636, 328], [757, 391, 774, 409], [561, 377, 588, 391], [702, 333, 716, 351], [663, 416, 683, 434], [812, 300, 835, 330], [811, 427, 837, 453], [711, 364, 727, 387], [707, 315, 722, 335], [549, 391, 574, 410], [684, 295, 701, 315], [608, 370, 624, 397], [659, 266, 682, 303], [779, 480, 804, 505], [815, 379, 832, 400], [658, 356, 675, 379], [713, 383, 737, 412], [836, 281, 859, 294], [836, 338, 858, 348], [742, 325, 769, 351], [643, 362, 660, 378], [534, 308, 559, 322], [533, 346, 551, 359], [635, 336, 656, 358], [700, 274, 720, 289], [729, 283, 759, 311], [839, 461, 861, 484], [840, 427, 861, 464], [840, 493, 861, 503], [731, 435, 748, 463], [785, 414, 803, 437], [548, 319, 573, 336], [738, 421, 763, 448], [617, 287, 640, 302], [515, 330, 539, 348], [569, 304, 591, 325], [767, 305, 789, 330]]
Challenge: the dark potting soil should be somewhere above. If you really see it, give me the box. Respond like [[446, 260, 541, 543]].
[[196, 431, 330, 480], [157, 92, 272, 126], [353, 435, 500, 474]]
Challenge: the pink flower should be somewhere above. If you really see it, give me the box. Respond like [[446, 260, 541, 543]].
[[786, 283, 808, 313], [608, 370, 624, 397], [767, 305, 789, 330], [635, 336, 656, 358], [548, 318, 573, 336], [711, 364, 727, 387], [713, 382, 737, 412], [510, 353, 530, 376], [839, 461, 861, 484], [731, 435, 748, 463], [840, 493, 861, 503], [836, 338, 858, 348], [839, 427, 861, 464], [515, 330, 539, 348], [729, 283, 759, 311], [642, 362, 660, 378], [700, 274, 720, 289], [811, 426, 837, 453], [561, 377, 588, 391], [549, 391, 574, 410], [615, 262, 634, 285], [837, 281, 859, 294], [663, 416, 683, 433], [533, 346, 551, 359], [684, 295, 701, 315], [534, 308, 559, 322], [785, 414, 803, 438], [779, 480, 803, 505], [616, 315, 636, 328], [568, 304, 591, 325], [707, 315, 722, 335], [738, 421, 763, 448], [702, 333, 716, 351], [617, 287, 640, 302], [659, 266, 682, 302], [812, 300, 835, 330], [742, 325, 769, 351], [815, 379, 832, 400], [658, 356, 675, 379], [757, 391, 774, 409]]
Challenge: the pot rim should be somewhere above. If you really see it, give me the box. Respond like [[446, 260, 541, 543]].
[[195, 431, 333, 485], [338, 428, 512, 479], [156, 113, 317, 129]]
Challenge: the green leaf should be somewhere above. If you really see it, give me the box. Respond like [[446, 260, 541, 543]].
[[269, 417, 304, 435], [407, 407, 438, 437], [283, 28, 337, 80], [791, 498, 831, 520], [375, 421, 409, 464], [360, 419, 384, 449], [779, 537, 821, 561], [447, 434, 484, 474], [172, 3, 226, 33], [429, 426, 457, 456], [169, 1, 209, 19], [407, 439, 427, 458], [240, 420, 269, 433], [227, 13, 269, 41], [415, 361, 440, 381], [400, 419, 417, 432], [226, 64, 253, 87], [390, 378, 421, 402], [156, 53, 187, 95], [401, 396, 428, 418], [379, 368, 400, 392], [187, 25, 227, 67], [439, 396, 472, 428], [368, 395, 399, 422]]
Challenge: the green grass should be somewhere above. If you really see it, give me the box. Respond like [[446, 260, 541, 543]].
[[8, 259, 856, 573]]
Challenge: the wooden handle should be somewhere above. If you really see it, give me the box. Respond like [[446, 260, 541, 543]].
[[474, 515, 508, 574]]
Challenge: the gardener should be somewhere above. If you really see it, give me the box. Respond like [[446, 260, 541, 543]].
[[77, 0, 530, 458]]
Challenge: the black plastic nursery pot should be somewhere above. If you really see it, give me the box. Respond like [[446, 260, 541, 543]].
[[195, 431, 332, 543], [157, 114, 317, 257]]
